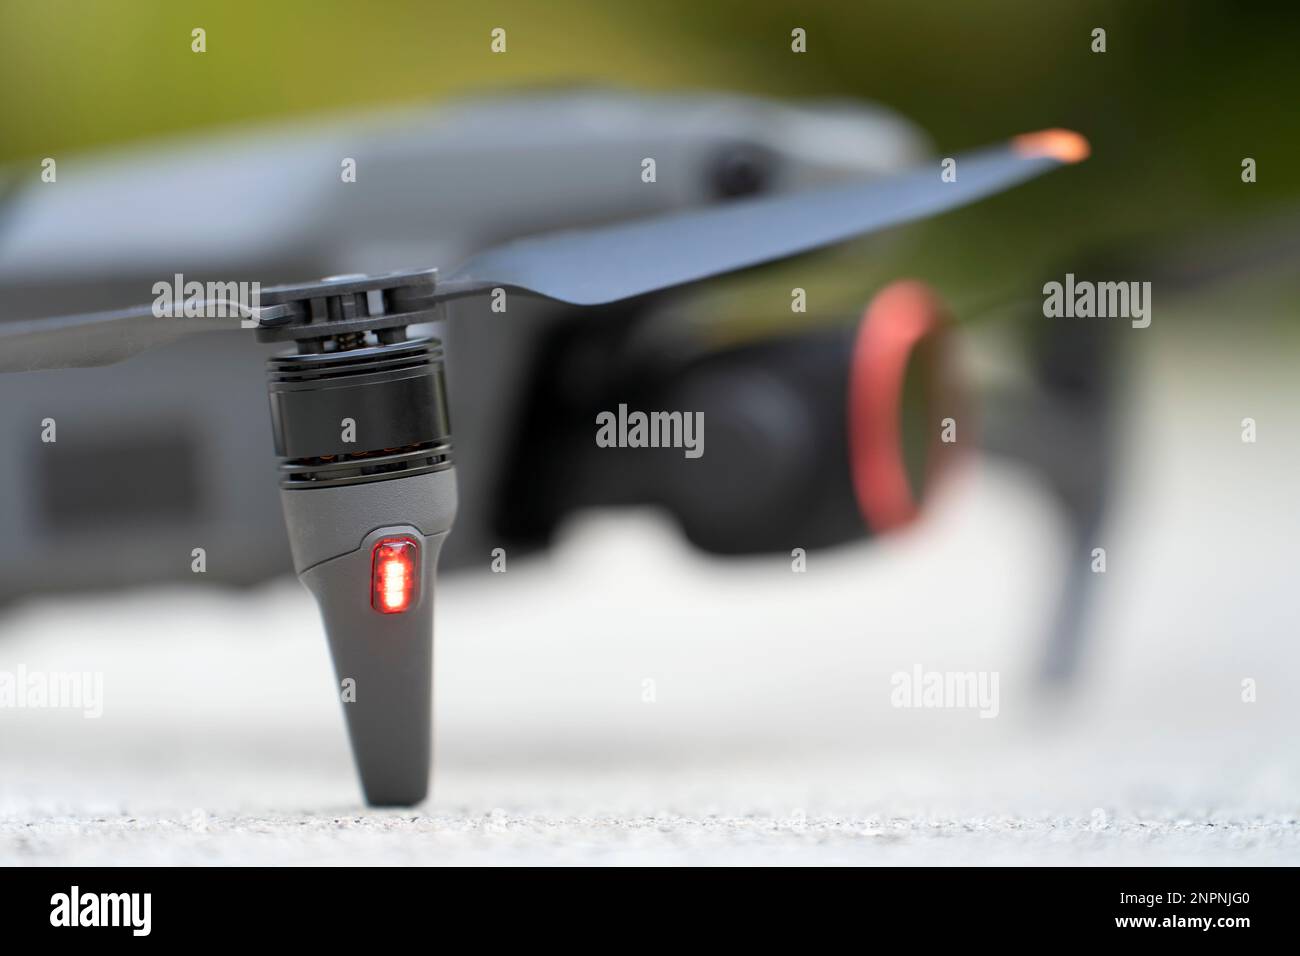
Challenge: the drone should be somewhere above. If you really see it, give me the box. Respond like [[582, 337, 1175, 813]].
[[0, 126, 1088, 805]]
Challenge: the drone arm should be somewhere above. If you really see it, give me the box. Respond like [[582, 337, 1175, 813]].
[[283, 470, 457, 806]]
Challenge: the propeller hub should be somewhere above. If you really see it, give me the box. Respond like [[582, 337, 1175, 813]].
[[254, 268, 443, 351]]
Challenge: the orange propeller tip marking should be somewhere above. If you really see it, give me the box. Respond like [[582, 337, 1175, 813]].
[[1012, 128, 1090, 164]]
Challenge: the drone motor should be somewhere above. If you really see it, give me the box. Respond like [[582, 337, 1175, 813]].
[[257, 271, 458, 806]]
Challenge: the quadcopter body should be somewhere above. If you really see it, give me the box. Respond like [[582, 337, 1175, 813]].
[[0, 90, 1089, 804]]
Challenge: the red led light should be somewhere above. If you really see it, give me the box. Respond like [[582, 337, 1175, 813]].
[[371, 537, 419, 614]]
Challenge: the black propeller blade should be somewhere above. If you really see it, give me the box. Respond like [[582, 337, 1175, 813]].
[[444, 131, 1089, 304], [0, 301, 277, 373], [0, 130, 1088, 373]]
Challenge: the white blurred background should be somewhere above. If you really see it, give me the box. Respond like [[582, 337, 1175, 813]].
[[3, 311, 1298, 865]]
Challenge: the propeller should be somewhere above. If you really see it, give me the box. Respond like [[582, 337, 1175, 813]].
[[0, 130, 1087, 372]]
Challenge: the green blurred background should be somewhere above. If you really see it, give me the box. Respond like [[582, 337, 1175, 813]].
[[2, 0, 1296, 320]]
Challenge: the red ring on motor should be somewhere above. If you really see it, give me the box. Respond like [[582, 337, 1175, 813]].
[[848, 280, 959, 534]]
